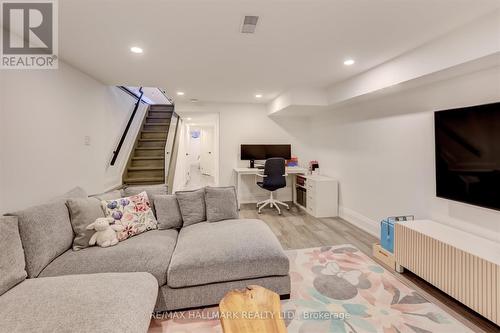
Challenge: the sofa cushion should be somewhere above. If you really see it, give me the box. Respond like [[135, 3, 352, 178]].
[[8, 201, 74, 278], [39, 229, 177, 286], [205, 186, 239, 222], [0, 272, 157, 333], [0, 217, 27, 296], [101, 191, 158, 241], [175, 188, 206, 226], [167, 219, 289, 288], [49, 186, 88, 202], [154, 194, 183, 229], [66, 197, 105, 251]]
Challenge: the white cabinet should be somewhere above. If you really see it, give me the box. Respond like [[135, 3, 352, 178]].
[[296, 175, 338, 218]]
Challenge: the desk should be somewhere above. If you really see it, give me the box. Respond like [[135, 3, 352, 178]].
[[233, 167, 307, 209]]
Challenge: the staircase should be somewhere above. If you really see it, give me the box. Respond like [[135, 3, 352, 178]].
[[123, 104, 174, 185]]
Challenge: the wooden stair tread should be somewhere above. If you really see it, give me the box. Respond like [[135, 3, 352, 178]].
[[132, 156, 164, 160], [123, 104, 174, 186], [124, 177, 164, 183], [128, 166, 164, 171]]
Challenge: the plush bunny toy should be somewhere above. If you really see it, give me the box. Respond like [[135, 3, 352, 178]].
[[86, 217, 123, 248]]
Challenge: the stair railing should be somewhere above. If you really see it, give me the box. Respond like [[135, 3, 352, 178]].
[[110, 87, 144, 166]]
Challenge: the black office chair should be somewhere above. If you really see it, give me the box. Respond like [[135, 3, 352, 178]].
[[256, 158, 290, 214]]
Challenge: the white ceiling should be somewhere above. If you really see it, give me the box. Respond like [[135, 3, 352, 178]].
[[59, 0, 500, 104]]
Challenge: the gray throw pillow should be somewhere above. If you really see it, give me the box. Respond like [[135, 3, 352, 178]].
[[0, 216, 27, 296], [175, 188, 206, 226], [66, 198, 105, 251], [49, 186, 88, 202], [154, 195, 183, 229], [8, 201, 74, 278], [205, 186, 239, 222]]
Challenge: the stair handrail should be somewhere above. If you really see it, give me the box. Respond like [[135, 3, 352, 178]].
[[110, 87, 144, 166], [118, 86, 142, 100]]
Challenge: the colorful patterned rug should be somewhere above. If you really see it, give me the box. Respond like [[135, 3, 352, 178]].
[[149, 245, 472, 333]]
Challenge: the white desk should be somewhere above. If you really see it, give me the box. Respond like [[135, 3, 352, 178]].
[[233, 167, 307, 209]]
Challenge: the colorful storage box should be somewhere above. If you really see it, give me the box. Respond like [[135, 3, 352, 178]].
[[380, 215, 414, 253]]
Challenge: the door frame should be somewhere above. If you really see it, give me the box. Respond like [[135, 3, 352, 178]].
[[173, 112, 220, 188]]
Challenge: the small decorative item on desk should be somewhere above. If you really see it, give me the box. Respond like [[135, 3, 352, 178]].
[[309, 160, 319, 175], [286, 156, 298, 167], [380, 215, 414, 253]]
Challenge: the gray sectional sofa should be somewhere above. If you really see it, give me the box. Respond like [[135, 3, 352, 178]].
[[0, 185, 290, 332]]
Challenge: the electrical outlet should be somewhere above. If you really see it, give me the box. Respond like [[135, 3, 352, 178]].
[[84, 136, 91, 146]]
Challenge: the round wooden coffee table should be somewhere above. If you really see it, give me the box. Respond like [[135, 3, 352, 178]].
[[219, 285, 287, 333]]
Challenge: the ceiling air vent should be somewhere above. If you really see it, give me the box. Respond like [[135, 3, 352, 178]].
[[241, 16, 259, 33]]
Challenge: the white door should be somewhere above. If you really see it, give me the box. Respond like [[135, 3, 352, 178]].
[[200, 126, 214, 176]]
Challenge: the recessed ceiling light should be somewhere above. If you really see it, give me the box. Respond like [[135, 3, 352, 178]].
[[344, 59, 355, 66], [190, 98, 199, 103], [186, 117, 192, 121], [130, 46, 143, 54], [255, 94, 263, 98], [177, 91, 185, 96]]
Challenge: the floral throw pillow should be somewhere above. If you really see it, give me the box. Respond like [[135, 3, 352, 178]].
[[101, 191, 157, 241]]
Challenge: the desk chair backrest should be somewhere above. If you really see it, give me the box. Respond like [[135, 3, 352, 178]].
[[263, 158, 286, 189]]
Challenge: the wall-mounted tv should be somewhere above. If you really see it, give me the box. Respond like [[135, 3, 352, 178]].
[[435, 102, 500, 211]]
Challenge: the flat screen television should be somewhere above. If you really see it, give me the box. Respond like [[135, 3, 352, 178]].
[[435, 102, 500, 211], [241, 144, 291, 161]]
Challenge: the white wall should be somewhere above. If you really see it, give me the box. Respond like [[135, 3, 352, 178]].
[[0, 61, 146, 213], [307, 66, 500, 242], [176, 103, 312, 202]]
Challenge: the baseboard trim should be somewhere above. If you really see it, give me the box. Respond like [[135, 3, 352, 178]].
[[339, 206, 379, 238]]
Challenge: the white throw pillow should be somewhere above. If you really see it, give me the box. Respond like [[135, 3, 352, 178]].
[[101, 191, 157, 241]]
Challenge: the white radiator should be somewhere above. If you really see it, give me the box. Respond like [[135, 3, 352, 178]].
[[395, 221, 499, 325]]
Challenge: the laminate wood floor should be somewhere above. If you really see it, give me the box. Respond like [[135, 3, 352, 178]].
[[240, 203, 499, 333]]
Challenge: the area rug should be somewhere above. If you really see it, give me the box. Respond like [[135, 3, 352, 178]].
[[149, 245, 472, 333]]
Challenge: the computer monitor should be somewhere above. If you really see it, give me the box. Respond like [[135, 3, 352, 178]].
[[241, 144, 291, 167]]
